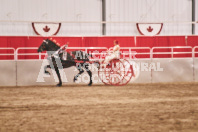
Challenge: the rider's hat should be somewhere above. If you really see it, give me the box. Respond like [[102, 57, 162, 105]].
[[114, 40, 119, 44]]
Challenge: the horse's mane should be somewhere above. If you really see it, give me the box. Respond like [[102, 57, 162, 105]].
[[48, 38, 60, 47]]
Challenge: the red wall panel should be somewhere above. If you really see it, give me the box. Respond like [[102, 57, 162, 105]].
[[136, 36, 186, 47], [167, 36, 186, 46], [136, 36, 154, 47], [187, 36, 198, 47], [1, 36, 189, 49], [0, 36, 84, 48], [136, 36, 187, 58], [83, 36, 135, 47]]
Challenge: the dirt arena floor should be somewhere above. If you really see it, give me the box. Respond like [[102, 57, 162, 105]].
[[0, 83, 198, 132]]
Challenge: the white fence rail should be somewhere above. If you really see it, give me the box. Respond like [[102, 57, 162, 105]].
[[0, 47, 15, 60], [193, 46, 198, 58], [16, 47, 45, 60], [0, 46, 198, 60], [151, 46, 193, 58]]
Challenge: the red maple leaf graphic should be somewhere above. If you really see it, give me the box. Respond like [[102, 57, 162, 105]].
[[147, 26, 153, 32], [43, 25, 50, 32]]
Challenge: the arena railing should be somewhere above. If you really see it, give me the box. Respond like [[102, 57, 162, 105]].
[[119, 47, 151, 59], [193, 46, 198, 58], [151, 46, 193, 58], [15, 47, 151, 60], [2, 46, 197, 60], [15, 47, 108, 60], [67, 47, 109, 61], [16, 47, 46, 60], [0, 47, 15, 60]]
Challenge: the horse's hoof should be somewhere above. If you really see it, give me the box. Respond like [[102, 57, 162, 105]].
[[88, 81, 92, 86], [56, 83, 62, 87], [73, 77, 77, 82]]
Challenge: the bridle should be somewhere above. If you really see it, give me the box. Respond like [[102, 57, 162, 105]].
[[43, 40, 48, 44]]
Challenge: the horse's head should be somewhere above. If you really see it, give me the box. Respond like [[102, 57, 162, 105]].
[[38, 39, 60, 52], [37, 39, 49, 52]]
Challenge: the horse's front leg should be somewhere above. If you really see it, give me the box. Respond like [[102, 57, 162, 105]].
[[51, 57, 62, 87], [54, 66, 62, 87], [44, 64, 62, 87]]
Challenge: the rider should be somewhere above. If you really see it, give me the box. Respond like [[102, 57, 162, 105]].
[[102, 40, 120, 67]]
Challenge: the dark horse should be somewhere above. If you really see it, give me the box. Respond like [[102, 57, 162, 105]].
[[37, 39, 92, 86]]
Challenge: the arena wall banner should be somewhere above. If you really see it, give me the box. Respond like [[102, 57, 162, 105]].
[[0, 58, 197, 87], [0, 61, 16, 86], [194, 58, 198, 82], [151, 58, 194, 83], [129, 59, 152, 83], [17, 60, 56, 86], [17, 60, 76, 86]]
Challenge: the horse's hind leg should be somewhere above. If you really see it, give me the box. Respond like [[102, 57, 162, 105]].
[[44, 65, 51, 75], [74, 64, 84, 82], [84, 63, 92, 86]]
